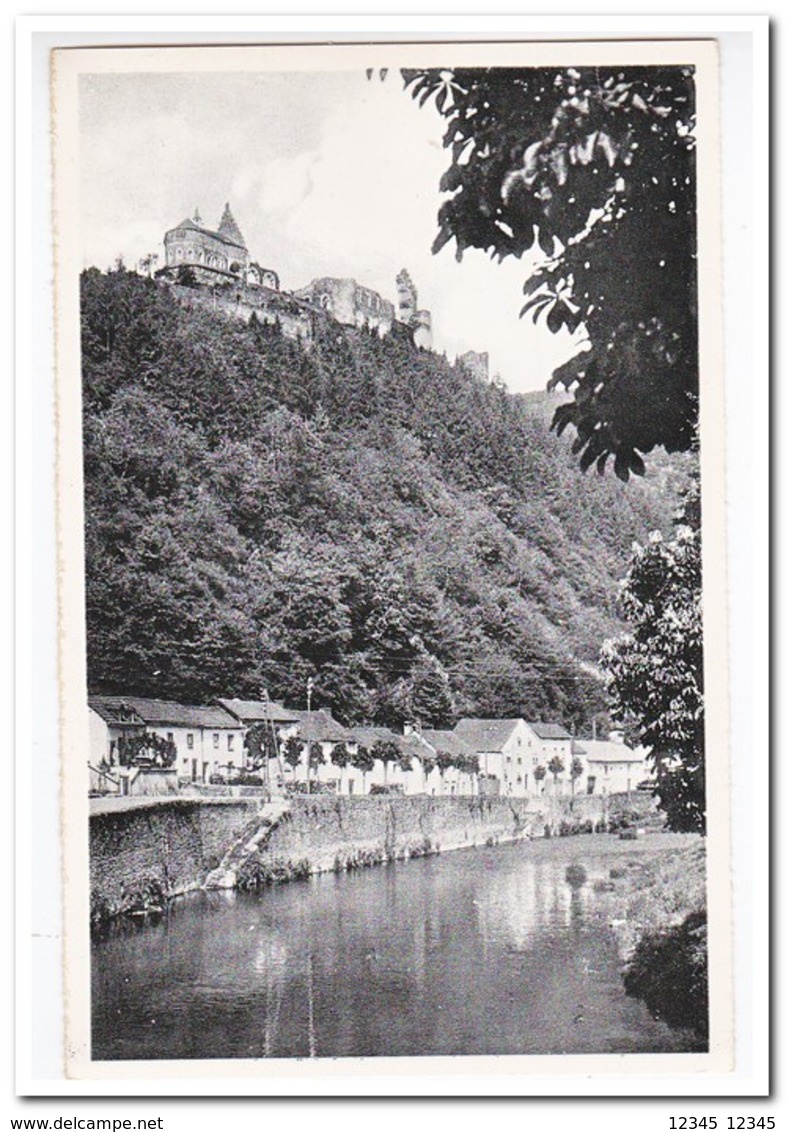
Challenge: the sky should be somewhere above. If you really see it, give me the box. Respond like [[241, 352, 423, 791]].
[[78, 68, 582, 394]]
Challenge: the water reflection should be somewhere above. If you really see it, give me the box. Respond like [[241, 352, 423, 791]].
[[92, 835, 705, 1060]]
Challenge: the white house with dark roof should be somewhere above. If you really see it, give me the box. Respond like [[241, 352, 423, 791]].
[[216, 697, 301, 734], [452, 718, 533, 797], [88, 696, 244, 785], [571, 739, 648, 796], [521, 721, 574, 794]]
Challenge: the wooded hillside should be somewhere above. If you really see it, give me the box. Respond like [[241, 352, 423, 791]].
[[81, 267, 690, 734]]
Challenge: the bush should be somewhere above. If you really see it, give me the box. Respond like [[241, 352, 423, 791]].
[[623, 910, 708, 1041], [369, 783, 404, 796], [619, 827, 639, 840], [285, 781, 335, 795], [232, 772, 265, 786]]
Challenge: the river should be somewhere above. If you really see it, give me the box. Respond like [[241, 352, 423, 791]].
[[91, 832, 704, 1060]]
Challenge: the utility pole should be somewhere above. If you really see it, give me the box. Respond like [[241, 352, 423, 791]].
[[260, 687, 271, 801], [305, 676, 314, 795]]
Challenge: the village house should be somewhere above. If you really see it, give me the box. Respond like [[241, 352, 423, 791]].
[[452, 718, 533, 797], [572, 738, 648, 796], [88, 696, 244, 790], [418, 728, 478, 796], [216, 698, 300, 739], [521, 721, 574, 795]]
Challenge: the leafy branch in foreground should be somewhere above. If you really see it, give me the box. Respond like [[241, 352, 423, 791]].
[[602, 480, 704, 832], [401, 65, 698, 478]]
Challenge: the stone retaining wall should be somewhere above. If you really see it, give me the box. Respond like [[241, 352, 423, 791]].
[[89, 791, 660, 923]]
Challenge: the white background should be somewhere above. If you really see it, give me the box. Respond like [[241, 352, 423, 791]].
[[11, 4, 772, 1125]]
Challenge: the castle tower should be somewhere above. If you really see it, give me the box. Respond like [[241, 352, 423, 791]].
[[396, 268, 417, 326], [218, 202, 247, 249]]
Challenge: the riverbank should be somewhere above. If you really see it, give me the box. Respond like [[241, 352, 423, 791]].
[[90, 794, 540, 923], [89, 791, 665, 924], [599, 837, 708, 1038]]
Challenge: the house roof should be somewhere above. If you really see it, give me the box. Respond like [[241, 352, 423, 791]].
[[527, 721, 573, 740], [216, 698, 301, 725], [89, 696, 240, 730], [165, 215, 246, 252], [420, 729, 473, 758], [289, 709, 352, 743], [572, 742, 588, 756], [578, 739, 647, 764], [400, 732, 437, 762], [348, 725, 401, 748], [453, 718, 521, 753], [88, 699, 146, 727]]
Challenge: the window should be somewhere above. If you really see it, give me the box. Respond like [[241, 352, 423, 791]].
[[227, 734, 235, 751], [187, 733, 194, 750], [167, 732, 173, 743], [213, 733, 219, 748]]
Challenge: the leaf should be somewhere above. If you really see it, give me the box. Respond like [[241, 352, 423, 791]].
[[613, 453, 630, 482], [520, 293, 552, 319], [550, 402, 575, 435], [629, 450, 646, 477], [546, 303, 565, 334], [522, 273, 546, 297]]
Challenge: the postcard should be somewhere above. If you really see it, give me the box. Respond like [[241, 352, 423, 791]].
[[47, 36, 736, 1087]]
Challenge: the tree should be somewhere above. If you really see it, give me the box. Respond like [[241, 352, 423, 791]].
[[308, 742, 326, 790], [283, 735, 304, 782], [533, 764, 547, 793], [570, 756, 584, 795], [435, 749, 455, 795], [454, 752, 480, 793], [601, 481, 704, 832], [330, 740, 351, 794], [371, 739, 402, 788], [547, 754, 565, 790], [244, 723, 277, 771], [117, 731, 176, 768], [351, 744, 375, 792], [401, 66, 698, 477], [420, 754, 436, 791]]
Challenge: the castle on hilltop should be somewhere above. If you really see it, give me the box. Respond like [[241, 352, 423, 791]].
[[155, 202, 444, 355], [163, 204, 280, 291]]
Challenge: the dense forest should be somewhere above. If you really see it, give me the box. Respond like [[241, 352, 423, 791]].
[[81, 267, 690, 735]]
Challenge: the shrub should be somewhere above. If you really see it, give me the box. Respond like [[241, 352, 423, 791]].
[[623, 910, 708, 1041], [619, 827, 639, 840]]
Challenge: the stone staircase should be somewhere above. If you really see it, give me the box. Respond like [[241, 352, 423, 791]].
[[203, 799, 290, 890]]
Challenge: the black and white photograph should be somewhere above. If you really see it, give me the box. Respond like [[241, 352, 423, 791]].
[[46, 36, 741, 1084]]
